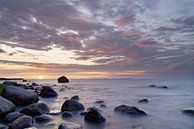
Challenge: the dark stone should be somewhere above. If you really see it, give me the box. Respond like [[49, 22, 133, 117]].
[[70, 95, 79, 101], [0, 96, 16, 117], [149, 85, 156, 88], [58, 122, 82, 129], [0, 124, 7, 129], [95, 100, 104, 104], [20, 103, 50, 116], [100, 104, 106, 108], [114, 105, 147, 116], [182, 107, 194, 115], [58, 76, 69, 83], [4, 112, 24, 123], [84, 107, 106, 124], [31, 83, 39, 86], [62, 111, 73, 118], [61, 100, 84, 112], [35, 114, 52, 123], [39, 86, 58, 98], [80, 112, 87, 116], [3, 81, 17, 86], [138, 99, 149, 103], [2, 86, 39, 106], [9, 116, 32, 129], [158, 86, 168, 89]]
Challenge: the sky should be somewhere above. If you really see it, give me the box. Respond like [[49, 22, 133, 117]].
[[0, 0, 194, 79]]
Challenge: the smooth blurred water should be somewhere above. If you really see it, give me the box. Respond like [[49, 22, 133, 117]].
[[27, 78, 194, 129]]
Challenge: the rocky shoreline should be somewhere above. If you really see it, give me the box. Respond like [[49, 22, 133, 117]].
[[0, 79, 193, 129]]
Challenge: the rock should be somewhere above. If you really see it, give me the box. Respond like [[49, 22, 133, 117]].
[[100, 104, 106, 108], [58, 76, 69, 83], [0, 124, 7, 129], [182, 107, 194, 115], [84, 107, 106, 124], [4, 112, 24, 123], [138, 99, 149, 103], [158, 86, 168, 89], [80, 112, 87, 116], [35, 114, 52, 123], [20, 103, 50, 116], [2, 86, 39, 106], [95, 100, 104, 104], [62, 111, 73, 118], [9, 116, 33, 129], [39, 86, 58, 98], [71, 95, 79, 101], [114, 105, 147, 116], [58, 121, 82, 129], [31, 83, 39, 86], [61, 100, 84, 112], [0, 96, 16, 117], [149, 85, 156, 88], [22, 80, 27, 82], [3, 81, 17, 86]]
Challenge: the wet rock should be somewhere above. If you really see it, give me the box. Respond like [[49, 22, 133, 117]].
[[95, 100, 104, 104], [58, 121, 82, 129], [138, 99, 149, 103], [0, 96, 16, 117], [149, 85, 156, 88], [9, 116, 32, 129], [3, 81, 17, 86], [114, 105, 147, 116], [39, 86, 58, 98], [62, 111, 73, 118], [4, 112, 24, 123], [158, 86, 168, 89], [35, 114, 52, 123], [100, 104, 106, 108], [58, 76, 69, 83], [20, 103, 50, 116], [61, 100, 84, 112], [84, 107, 106, 124], [80, 112, 87, 116], [31, 83, 39, 86], [0, 124, 7, 129], [2, 86, 39, 106], [71, 95, 79, 101], [182, 107, 194, 115]]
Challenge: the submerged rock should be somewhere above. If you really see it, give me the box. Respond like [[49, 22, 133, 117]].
[[182, 107, 194, 115], [61, 100, 84, 112], [35, 114, 52, 123], [58, 76, 69, 83], [95, 100, 104, 104], [84, 107, 105, 124], [39, 86, 58, 98], [9, 116, 33, 129], [4, 112, 24, 123], [114, 105, 147, 116], [2, 86, 39, 106], [58, 121, 82, 129], [20, 103, 50, 116], [138, 99, 149, 103], [0, 96, 16, 116], [71, 95, 79, 101], [148, 85, 168, 89], [62, 111, 73, 118]]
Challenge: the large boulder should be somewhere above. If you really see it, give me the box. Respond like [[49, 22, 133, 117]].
[[9, 116, 32, 129], [39, 86, 58, 98], [0, 96, 16, 116], [20, 103, 50, 116], [84, 107, 106, 123], [61, 100, 84, 112], [58, 76, 69, 83], [4, 112, 24, 123], [58, 122, 82, 129], [114, 105, 147, 116], [2, 86, 39, 106]]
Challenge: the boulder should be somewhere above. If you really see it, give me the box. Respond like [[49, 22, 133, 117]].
[[35, 114, 52, 123], [2, 86, 39, 106], [58, 76, 69, 83], [84, 107, 105, 124], [71, 95, 79, 101], [9, 116, 32, 129], [39, 86, 58, 98], [58, 122, 82, 129], [4, 112, 24, 123], [114, 105, 147, 116], [0, 124, 7, 129], [20, 103, 50, 116], [182, 107, 194, 115], [3, 81, 17, 86], [62, 111, 73, 118], [138, 99, 149, 103], [0, 96, 16, 116], [61, 100, 84, 112]]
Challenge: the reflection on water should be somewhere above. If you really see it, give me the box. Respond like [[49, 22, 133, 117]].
[[16, 78, 194, 129]]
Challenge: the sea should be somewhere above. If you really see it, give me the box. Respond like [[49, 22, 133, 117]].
[[3, 77, 194, 129]]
